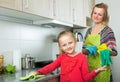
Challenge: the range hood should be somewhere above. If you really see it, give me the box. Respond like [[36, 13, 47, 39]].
[[33, 19, 73, 27], [0, 7, 73, 28]]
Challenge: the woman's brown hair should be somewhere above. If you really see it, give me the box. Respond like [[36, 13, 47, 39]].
[[91, 3, 109, 25]]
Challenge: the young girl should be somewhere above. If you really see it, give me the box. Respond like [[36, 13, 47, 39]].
[[26, 30, 106, 82]]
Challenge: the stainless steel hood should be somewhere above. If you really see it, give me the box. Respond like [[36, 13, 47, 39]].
[[0, 7, 73, 28], [33, 20, 73, 27]]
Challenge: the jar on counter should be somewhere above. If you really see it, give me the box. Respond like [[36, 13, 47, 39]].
[[0, 55, 4, 74], [21, 54, 35, 69]]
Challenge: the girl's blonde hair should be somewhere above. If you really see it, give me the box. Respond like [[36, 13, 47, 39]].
[[57, 30, 76, 54], [91, 3, 109, 25]]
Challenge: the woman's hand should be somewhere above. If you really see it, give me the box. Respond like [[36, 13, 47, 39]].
[[110, 51, 117, 56], [82, 48, 89, 55]]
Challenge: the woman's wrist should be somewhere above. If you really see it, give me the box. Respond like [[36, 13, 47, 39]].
[[110, 51, 117, 56], [82, 48, 89, 55]]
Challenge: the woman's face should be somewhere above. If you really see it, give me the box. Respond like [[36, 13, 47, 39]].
[[59, 34, 76, 55], [92, 7, 105, 24]]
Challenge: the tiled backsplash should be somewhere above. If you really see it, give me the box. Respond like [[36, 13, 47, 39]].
[[0, 20, 66, 65]]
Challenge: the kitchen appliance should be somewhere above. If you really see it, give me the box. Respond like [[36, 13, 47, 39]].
[[74, 31, 83, 42], [34, 60, 53, 68], [21, 54, 35, 69]]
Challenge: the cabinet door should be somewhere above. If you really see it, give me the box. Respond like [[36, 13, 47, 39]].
[[0, 0, 22, 11], [22, 0, 53, 18], [72, 0, 86, 27], [53, 0, 72, 23], [85, 0, 95, 18]]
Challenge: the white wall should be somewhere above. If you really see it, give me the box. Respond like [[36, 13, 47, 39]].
[[95, 1, 120, 82], [0, 20, 66, 65]]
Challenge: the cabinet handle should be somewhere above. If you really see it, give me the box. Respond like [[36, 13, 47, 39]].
[[72, 8, 75, 22], [53, 0, 56, 16], [24, 0, 29, 9]]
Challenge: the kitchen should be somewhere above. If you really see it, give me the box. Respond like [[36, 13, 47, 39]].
[[0, 0, 120, 82]]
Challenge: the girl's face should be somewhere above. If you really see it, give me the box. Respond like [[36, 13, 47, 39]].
[[59, 34, 76, 55], [92, 7, 104, 24]]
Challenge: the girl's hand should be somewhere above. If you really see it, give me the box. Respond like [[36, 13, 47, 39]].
[[95, 66, 107, 73], [28, 71, 38, 76]]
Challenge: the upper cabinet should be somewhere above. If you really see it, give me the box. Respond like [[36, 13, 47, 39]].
[[0, 0, 22, 11], [22, 0, 53, 18], [22, 0, 72, 23], [72, 0, 86, 27], [72, 0, 95, 27], [85, 0, 95, 18], [0, 0, 95, 28], [53, 0, 73, 23]]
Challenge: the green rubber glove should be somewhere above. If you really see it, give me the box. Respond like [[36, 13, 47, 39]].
[[100, 49, 112, 66], [83, 46, 97, 56]]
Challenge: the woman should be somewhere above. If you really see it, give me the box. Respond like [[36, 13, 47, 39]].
[[82, 3, 117, 82]]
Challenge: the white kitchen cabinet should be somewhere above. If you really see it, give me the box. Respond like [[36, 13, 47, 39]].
[[72, 0, 86, 27], [22, 0, 73, 24], [0, 0, 94, 27], [85, 0, 95, 18], [72, 0, 94, 27], [0, 0, 22, 11], [53, 0, 73, 23], [22, 0, 53, 18]]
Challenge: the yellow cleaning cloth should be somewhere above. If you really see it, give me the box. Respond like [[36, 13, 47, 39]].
[[97, 43, 112, 66], [20, 73, 45, 81], [97, 43, 110, 54]]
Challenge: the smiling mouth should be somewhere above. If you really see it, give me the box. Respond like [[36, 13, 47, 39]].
[[67, 47, 73, 51]]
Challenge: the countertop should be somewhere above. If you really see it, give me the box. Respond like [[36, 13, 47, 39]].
[[0, 68, 60, 82]]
